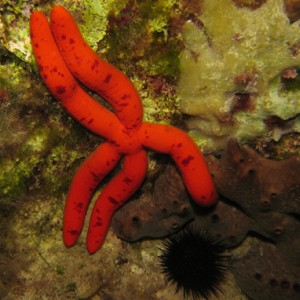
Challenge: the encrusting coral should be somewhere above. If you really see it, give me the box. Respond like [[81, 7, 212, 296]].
[[113, 139, 300, 299], [178, 0, 300, 151]]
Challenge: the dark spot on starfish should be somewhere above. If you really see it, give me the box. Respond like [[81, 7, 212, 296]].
[[177, 143, 182, 147], [91, 59, 99, 70], [69, 229, 79, 236], [118, 102, 129, 107], [95, 221, 102, 227], [111, 141, 120, 147], [96, 209, 100, 213], [34, 43, 39, 48], [182, 155, 194, 166], [88, 118, 94, 124], [91, 172, 101, 181], [201, 196, 207, 200], [79, 117, 86, 121], [61, 34, 66, 40], [38, 64, 43, 71], [56, 85, 66, 95], [123, 177, 133, 185], [103, 73, 112, 83], [109, 196, 118, 205], [52, 67, 58, 72], [121, 94, 130, 99], [76, 202, 84, 211], [69, 38, 75, 44]]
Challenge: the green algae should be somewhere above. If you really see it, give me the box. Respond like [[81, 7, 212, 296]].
[[178, 0, 300, 151], [76, 0, 119, 51], [0, 127, 49, 198], [0, 57, 93, 199]]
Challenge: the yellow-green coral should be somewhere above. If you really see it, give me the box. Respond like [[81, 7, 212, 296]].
[[178, 0, 300, 151], [76, 0, 125, 51]]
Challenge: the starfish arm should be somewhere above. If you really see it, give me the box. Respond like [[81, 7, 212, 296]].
[[49, 6, 143, 131], [30, 11, 124, 140], [86, 149, 148, 254], [140, 123, 217, 206], [63, 142, 121, 248]]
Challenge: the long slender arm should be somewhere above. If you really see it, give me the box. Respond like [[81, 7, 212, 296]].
[[30, 11, 124, 140], [140, 123, 217, 206], [86, 149, 148, 253], [63, 142, 121, 247], [49, 6, 143, 131]]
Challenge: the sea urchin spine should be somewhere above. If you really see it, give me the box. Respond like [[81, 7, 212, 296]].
[[159, 227, 227, 299]]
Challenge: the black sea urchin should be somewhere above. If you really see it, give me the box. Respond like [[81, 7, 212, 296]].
[[159, 228, 227, 299]]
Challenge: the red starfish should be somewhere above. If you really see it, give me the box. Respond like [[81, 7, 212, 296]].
[[30, 6, 217, 254]]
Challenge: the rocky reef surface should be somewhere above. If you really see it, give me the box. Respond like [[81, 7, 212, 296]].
[[113, 139, 300, 299]]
